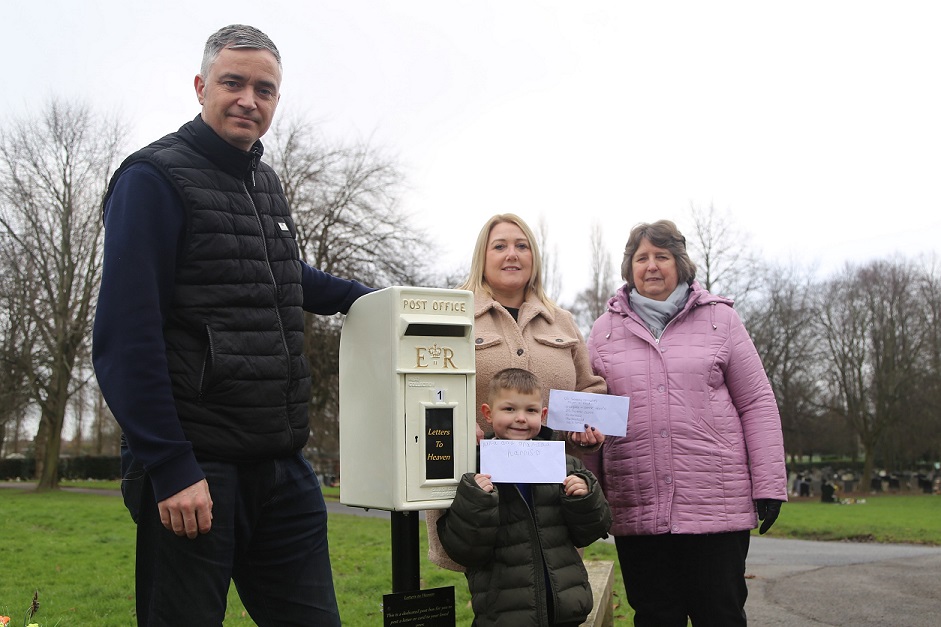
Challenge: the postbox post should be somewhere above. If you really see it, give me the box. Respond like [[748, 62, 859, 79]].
[[391, 511, 420, 592]]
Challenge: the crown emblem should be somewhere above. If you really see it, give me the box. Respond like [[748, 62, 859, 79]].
[[427, 344, 443, 359]]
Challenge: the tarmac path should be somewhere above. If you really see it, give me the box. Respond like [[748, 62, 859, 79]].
[[742, 535, 941, 626]]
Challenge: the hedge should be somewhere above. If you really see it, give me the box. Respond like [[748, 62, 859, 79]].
[[0, 456, 121, 481]]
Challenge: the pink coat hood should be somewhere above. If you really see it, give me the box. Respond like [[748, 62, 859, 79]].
[[588, 281, 787, 536]]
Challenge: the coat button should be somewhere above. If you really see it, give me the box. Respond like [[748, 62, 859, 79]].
[[660, 429, 668, 438], [664, 475, 672, 484], [658, 385, 665, 392], [475, 338, 483, 344], [555, 338, 563, 343], [517, 348, 524, 356]]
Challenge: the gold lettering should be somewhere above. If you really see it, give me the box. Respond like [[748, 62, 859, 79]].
[[403, 298, 428, 311], [415, 347, 428, 368], [427, 429, 452, 436], [430, 300, 467, 313], [426, 454, 452, 461], [443, 348, 456, 369]]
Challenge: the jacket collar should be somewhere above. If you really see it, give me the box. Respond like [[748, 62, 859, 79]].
[[178, 114, 264, 184], [474, 288, 556, 327]]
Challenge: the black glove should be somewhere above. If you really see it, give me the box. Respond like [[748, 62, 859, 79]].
[[756, 499, 783, 535]]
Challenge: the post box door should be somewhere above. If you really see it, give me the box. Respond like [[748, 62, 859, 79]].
[[403, 374, 471, 504]]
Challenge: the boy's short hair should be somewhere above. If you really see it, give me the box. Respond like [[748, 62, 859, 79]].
[[487, 368, 543, 404]]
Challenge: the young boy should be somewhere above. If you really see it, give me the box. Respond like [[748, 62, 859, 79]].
[[437, 368, 612, 627]]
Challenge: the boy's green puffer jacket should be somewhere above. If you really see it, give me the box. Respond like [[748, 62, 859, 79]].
[[437, 452, 612, 626]]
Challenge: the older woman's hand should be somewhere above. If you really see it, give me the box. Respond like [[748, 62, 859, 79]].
[[569, 424, 604, 448]]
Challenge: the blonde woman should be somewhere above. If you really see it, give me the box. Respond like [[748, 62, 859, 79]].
[[427, 213, 606, 570]]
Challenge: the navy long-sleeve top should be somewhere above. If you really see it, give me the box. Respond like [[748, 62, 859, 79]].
[[93, 161, 372, 502]]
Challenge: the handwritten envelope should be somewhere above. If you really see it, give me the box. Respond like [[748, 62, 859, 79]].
[[546, 389, 629, 437], [479, 439, 566, 484]]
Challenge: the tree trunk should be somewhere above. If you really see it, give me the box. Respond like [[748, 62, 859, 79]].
[[36, 406, 65, 490], [35, 362, 72, 490]]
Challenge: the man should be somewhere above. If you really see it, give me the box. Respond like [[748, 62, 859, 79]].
[[93, 24, 367, 626]]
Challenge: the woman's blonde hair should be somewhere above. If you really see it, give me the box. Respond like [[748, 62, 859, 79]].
[[459, 213, 557, 311]]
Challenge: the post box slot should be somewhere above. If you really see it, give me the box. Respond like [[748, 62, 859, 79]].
[[404, 323, 468, 338]]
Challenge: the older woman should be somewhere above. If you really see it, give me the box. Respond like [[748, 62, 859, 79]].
[[587, 220, 787, 626], [427, 213, 606, 571]]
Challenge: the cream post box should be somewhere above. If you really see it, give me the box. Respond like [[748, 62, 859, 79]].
[[339, 286, 476, 511]]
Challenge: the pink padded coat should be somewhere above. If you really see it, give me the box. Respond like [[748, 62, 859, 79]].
[[587, 281, 787, 537]]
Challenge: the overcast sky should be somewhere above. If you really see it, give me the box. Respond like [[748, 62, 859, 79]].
[[10, 0, 940, 302]]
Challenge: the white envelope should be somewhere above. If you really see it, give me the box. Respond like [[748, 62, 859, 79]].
[[479, 439, 566, 484], [546, 389, 629, 437]]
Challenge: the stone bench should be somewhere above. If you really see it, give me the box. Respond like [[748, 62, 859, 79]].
[[581, 560, 615, 627]]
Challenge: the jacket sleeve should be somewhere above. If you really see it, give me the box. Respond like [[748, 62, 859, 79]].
[[436, 473, 501, 568], [560, 457, 613, 548], [586, 315, 609, 382], [300, 263, 374, 314], [92, 163, 204, 502], [723, 309, 788, 502]]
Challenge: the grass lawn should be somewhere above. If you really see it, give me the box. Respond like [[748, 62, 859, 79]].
[[1, 485, 938, 625], [758, 493, 941, 545]]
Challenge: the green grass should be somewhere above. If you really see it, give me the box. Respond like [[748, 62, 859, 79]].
[[761, 493, 941, 545], [0, 490, 137, 625], [1, 488, 938, 625]]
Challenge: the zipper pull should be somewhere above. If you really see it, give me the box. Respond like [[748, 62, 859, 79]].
[[249, 147, 261, 187]]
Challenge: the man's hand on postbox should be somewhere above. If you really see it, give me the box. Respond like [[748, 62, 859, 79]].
[[568, 424, 603, 449]]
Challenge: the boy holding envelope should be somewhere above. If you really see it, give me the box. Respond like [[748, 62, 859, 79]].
[[437, 368, 612, 626]]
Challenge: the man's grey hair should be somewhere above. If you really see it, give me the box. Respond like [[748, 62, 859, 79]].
[[201, 24, 281, 78]]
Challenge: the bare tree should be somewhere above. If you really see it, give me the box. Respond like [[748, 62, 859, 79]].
[[0, 101, 124, 488], [269, 118, 426, 285], [265, 118, 429, 466], [536, 217, 563, 303], [743, 263, 830, 461], [570, 221, 617, 334], [0, 241, 37, 455], [902, 257, 941, 465], [84, 385, 120, 456], [816, 260, 927, 489], [687, 203, 763, 304]]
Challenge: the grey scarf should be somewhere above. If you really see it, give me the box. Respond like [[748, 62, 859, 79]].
[[629, 283, 691, 338]]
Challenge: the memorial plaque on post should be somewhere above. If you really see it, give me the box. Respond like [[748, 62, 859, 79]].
[[383, 586, 455, 626]]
